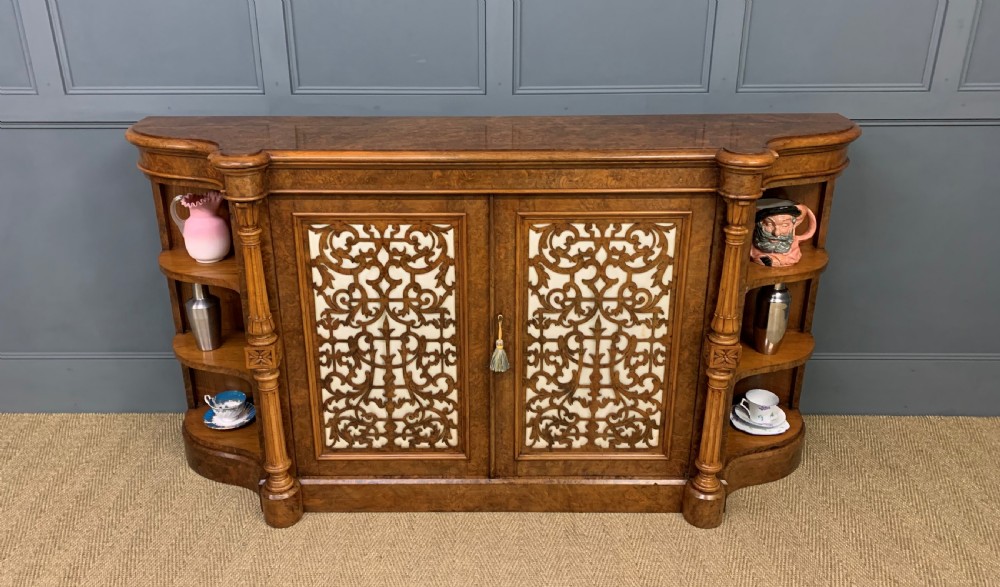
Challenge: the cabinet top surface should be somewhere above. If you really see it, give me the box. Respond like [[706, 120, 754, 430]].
[[127, 114, 859, 160]]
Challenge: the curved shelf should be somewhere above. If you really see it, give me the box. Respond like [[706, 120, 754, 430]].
[[736, 331, 814, 382], [173, 332, 250, 380], [182, 406, 263, 491], [725, 408, 803, 462], [159, 249, 240, 291], [721, 408, 804, 494], [745, 247, 828, 291]]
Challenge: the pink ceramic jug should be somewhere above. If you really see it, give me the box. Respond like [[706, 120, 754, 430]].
[[170, 192, 231, 264]]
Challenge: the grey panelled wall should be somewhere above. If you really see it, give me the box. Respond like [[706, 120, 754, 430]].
[[46, 0, 263, 93], [0, 0, 33, 93], [739, 0, 945, 90], [514, 0, 715, 92], [285, 0, 485, 93], [963, 0, 1000, 89], [0, 0, 997, 414]]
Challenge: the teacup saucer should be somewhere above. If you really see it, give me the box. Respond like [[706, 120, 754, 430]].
[[734, 404, 786, 428], [204, 404, 256, 430], [730, 410, 790, 436]]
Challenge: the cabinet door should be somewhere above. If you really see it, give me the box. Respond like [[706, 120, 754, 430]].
[[269, 195, 490, 478], [493, 194, 719, 479]]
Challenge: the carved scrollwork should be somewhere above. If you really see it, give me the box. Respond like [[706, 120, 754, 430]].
[[305, 220, 462, 452], [523, 220, 678, 451]]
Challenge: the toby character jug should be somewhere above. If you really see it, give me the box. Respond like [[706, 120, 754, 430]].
[[750, 198, 817, 267]]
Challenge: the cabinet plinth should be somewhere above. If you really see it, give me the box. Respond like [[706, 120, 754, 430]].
[[127, 114, 859, 528]]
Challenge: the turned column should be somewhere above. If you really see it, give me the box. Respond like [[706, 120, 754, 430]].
[[209, 152, 303, 528], [682, 148, 775, 528]]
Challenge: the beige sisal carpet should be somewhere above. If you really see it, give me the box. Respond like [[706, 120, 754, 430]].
[[0, 414, 998, 587]]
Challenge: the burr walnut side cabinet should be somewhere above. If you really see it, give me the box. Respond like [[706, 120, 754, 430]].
[[126, 114, 860, 528]]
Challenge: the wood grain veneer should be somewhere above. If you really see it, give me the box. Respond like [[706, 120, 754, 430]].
[[127, 114, 859, 157], [745, 246, 829, 290], [173, 332, 250, 381], [127, 114, 859, 529], [736, 331, 816, 382], [159, 249, 240, 291], [182, 406, 263, 491]]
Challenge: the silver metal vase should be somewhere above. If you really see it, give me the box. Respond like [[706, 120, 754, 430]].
[[185, 283, 222, 351], [753, 282, 791, 355]]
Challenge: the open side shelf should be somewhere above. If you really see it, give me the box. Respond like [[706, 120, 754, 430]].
[[721, 408, 804, 494], [725, 408, 803, 462], [745, 246, 828, 290], [159, 249, 241, 291], [182, 406, 263, 491], [736, 331, 814, 382], [173, 332, 250, 380]]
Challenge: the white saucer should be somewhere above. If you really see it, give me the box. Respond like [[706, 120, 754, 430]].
[[204, 404, 256, 430], [734, 404, 786, 428], [730, 410, 790, 436]]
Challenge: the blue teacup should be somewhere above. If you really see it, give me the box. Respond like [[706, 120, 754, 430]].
[[205, 390, 247, 423]]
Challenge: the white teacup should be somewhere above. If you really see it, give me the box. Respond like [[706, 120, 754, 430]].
[[205, 390, 247, 423], [739, 389, 780, 424]]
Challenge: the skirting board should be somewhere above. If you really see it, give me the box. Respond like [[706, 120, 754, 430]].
[[0, 355, 996, 414], [0, 357, 185, 412], [801, 356, 1000, 416]]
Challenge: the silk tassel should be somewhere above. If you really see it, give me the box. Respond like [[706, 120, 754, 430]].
[[490, 315, 509, 373]]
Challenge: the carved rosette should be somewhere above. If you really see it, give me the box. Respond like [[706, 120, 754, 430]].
[[522, 220, 678, 451], [707, 344, 741, 370], [245, 345, 281, 370], [305, 220, 463, 452]]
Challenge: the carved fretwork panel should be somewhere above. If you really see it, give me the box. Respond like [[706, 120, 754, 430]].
[[520, 217, 685, 454], [303, 219, 465, 454]]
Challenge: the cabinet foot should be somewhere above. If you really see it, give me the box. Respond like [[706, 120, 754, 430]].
[[259, 480, 304, 528], [681, 481, 726, 528]]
